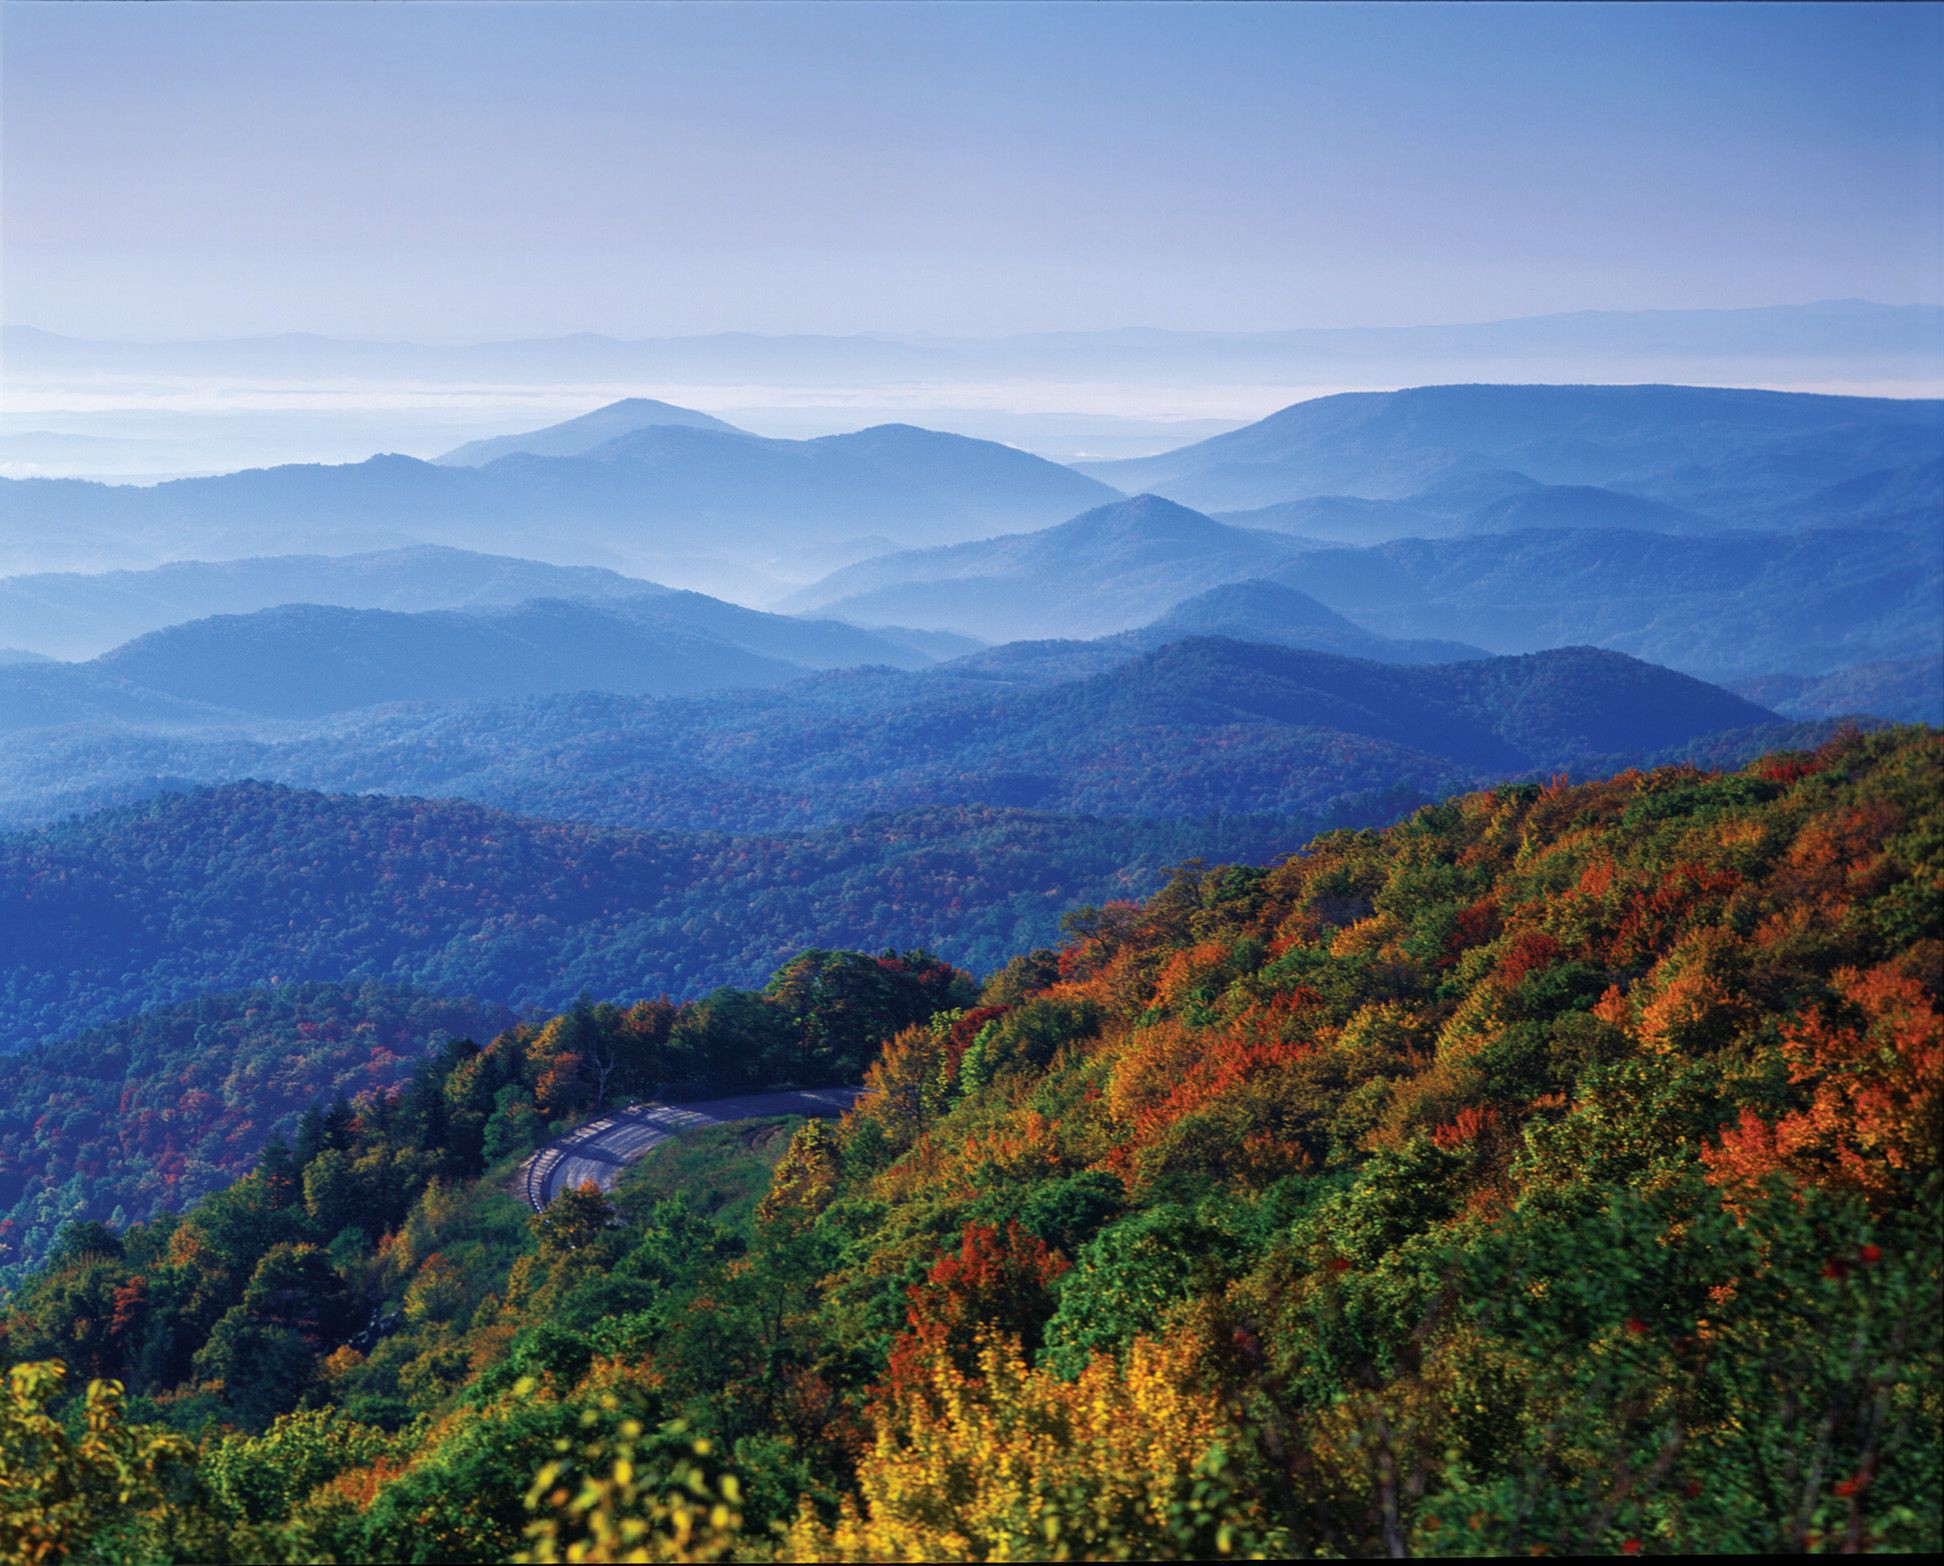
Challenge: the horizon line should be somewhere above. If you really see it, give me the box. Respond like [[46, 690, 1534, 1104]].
[[7, 298, 1944, 351]]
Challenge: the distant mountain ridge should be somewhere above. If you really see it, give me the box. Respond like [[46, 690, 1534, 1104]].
[[0, 636, 1788, 837], [17, 588, 941, 723], [1262, 523, 1943, 680], [0, 663, 249, 736], [935, 582, 1488, 683], [87, 601, 811, 718], [1732, 656, 1944, 726], [1080, 383, 1944, 515], [0, 637, 1793, 1051], [784, 494, 1303, 639], [1778, 454, 1944, 530], [0, 546, 669, 661], [435, 397, 743, 464], [1212, 471, 1717, 546], [12, 301, 1942, 389], [782, 477, 1937, 679], [0, 419, 1121, 594], [1136, 579, 1484, 663]]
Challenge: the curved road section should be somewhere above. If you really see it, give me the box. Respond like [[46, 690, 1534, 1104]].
[[517, 1087, 861, 1212]]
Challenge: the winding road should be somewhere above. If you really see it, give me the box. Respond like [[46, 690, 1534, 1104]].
[[516, 1087, 862, 1211]]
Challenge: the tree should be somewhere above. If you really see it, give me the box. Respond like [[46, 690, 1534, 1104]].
[[535, 1182, 620, 1260], [301, 1149, 367, 1239], [666, 990, 795, 1091], [0, 1361, 196, 1564], [192, 1313, 316, 1428], [755, 1121, 842, 1228], [485, 1083, 545, 1165], [256, 1137, 302, 1210], [240, 1243, 355, 1346], [44, 1220, 122, 1269], [516, 1395, 742, 1564], [204, 1406, 404, 1525], [1040, 1205, 1235, 1379], [787, 1334, 1273, 1562], [886, 1223, 1070, 1399]]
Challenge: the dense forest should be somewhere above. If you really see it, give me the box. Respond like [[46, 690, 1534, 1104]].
[[0, 984, 511, 1280], [0, 785, 1318, 1055], [2, 728, 1937, 1560], [0, 638, 1813, 837]]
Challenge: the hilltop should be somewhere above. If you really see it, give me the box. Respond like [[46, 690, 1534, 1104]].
[[435, 397, 743, 464], [785, 494, 1303, 639]]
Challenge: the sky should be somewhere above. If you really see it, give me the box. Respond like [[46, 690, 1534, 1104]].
[[2, 0, 1941, 340]]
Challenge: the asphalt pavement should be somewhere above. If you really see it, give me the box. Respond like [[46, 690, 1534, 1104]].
[[516, 1086, 861, 1211]]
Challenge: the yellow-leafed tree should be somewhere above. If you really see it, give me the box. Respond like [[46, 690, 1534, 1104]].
[[785, 1331, 1282, 1562]]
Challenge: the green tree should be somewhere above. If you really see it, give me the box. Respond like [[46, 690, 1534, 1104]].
[[484, 1082, 545, 1165], [535, 1182, 620, 1261], [302, 1149, 368, 1239]]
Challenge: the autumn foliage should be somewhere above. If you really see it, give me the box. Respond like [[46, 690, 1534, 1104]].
[[1, 728, 1939, 1559]]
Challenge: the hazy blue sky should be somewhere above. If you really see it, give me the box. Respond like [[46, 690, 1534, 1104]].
[[4, 1, 1940, 339]]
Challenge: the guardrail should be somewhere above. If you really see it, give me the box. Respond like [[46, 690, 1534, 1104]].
[[518, 1087, 865, 1213], [518, 1110, 626, 1213], [519, 1143, 566, 1213]]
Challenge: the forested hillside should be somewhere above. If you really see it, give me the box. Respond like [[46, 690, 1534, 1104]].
[[0, 784, 1312, 1053], [0, 984, 510, 1279], [90, 600, 810, 716], [4, 728, 1936, 1561], [1735, 655, 1944, 727], [0, 639, 1797, 833]]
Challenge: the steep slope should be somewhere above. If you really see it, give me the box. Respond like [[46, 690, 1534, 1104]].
[[435, 397, 743, 464], [1081, 383, 1944, 515], [784, 494, 1305, 640], [0, 546, 669, 661], [773, 727, 1942, 1558]]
